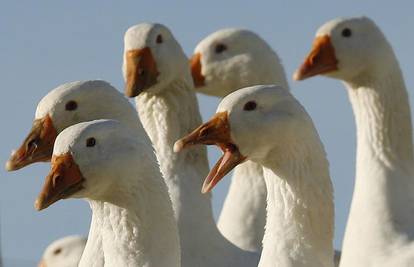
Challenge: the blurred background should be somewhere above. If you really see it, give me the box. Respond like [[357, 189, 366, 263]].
[[1, 1, 413, 265]]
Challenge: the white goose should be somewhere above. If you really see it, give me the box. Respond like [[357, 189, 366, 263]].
[[190, 28, 290, 252], [294, 16, 414, 267], [175, 85, 335, 267], [35, 119, 180, 267], [123, 23, 259, 267], [38, 235, 87, 267], [5, 80, 150, 266], [6, 80, 147, 171]]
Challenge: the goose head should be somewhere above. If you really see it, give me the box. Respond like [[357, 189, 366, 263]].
[[294, 16, 393, 82], [6, 80, 139, 171], [123, 23, 190, 97], [35, 119, 155, 210], [190, 28, 287, 97], [175, 84, 314, 193], [38, 235, 86, 267]]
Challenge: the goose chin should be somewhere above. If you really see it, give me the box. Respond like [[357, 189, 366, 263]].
[[174, 111, 246, 193], [201, 144, 245, 193]]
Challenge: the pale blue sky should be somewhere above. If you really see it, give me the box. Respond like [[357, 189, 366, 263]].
[[1, 1, 414, 265]]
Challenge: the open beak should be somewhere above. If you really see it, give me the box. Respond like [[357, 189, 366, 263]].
[[189, 53, 205, 87], [35, 153, 85, 211], [124, 47, 159, 97], [5, 115, 57, 171], [174, 112, 246, 193], [293, 35, 338, 81]]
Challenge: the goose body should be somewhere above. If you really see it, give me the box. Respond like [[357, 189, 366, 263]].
[[6, 80, 151, 266], [123, 23, 259, 267], [176, 84, 335, 267], [38, 235, 87, 267], [190, 28, 289, 251], [295, 16, 414, 267], [35, 119, 180, 267]]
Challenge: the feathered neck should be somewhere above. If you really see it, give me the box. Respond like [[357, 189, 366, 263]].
[[78, 201, 104, 267], [347, 62, 413, 166], [80, 165, 180, 267], [259, 132, 334, 267], [135, 78, 209, 176], [134, 78, 233, 260], [340, 59, 414, 266]]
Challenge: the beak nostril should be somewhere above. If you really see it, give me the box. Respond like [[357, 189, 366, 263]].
[[199, 127, 210, 138], [52, 175, 61, 187], [138, 68, 145, 76], [27, 138, 39, 152]]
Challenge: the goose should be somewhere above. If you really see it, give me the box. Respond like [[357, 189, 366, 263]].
[[123, 23, 259, 267], [294, 16, 414, 267], [35, 119, 180, 267], [5, 80, 150, 266], [6, 80, 148, 171], [175, 84, 335, 267], [190, 28, 290, 252], [38, 235, 87, 267]]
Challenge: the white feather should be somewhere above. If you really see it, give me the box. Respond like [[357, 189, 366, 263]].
[[192, 28, 289, 252], [123, 23, 260, 267], [216, 85, 335, 267]]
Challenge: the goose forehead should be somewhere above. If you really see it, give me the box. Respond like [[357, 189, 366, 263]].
[[316, 16, 373, 36], [53, 119, 123, 156], [124, 23, 169, 50], [195, 29, 232, 51], [35, 80, 118, 119], [217, 84, 288, 112], [35, 81, 82, 119], [195, 28, 262, 53], [216, 86, 252, 112], [316, 17, 346, 36]]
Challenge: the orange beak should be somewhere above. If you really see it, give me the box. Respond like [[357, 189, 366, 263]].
[[35, 153, 85, 211], [6, 115, 57, 171], [125, 47, 159, 97], [293, 35, 338, 81], [174, 112, 246, 193], [189, 53, 205, 87]]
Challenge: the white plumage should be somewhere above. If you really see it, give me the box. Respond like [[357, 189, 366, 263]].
[[38, 235, 86, 267], [123, 23, 259, 267], [191, 28, 289, 252], [8, 80, 152, 266], [295, 16, 414, 267], [36, 119, 180, 267], [176, 85, 335, 267], [10, 13, 414, 267]]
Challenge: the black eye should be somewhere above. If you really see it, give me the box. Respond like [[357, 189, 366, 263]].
[[53, 248, 62, 255], [65, 100, 78, 111], [86, 137, 96, 147], [215, 43, 227, 54], [156, 34, 163, 44], [341, 28, 352, 38], [243, 101, 257, 111]]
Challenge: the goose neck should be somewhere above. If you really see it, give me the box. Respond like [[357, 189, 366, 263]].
[[134, 78, 223, 257], [259, 140, 334, 267], [79, 201, 104, 267], [88, 169, 179, 267], [346, 64, 413, 168], [340, 62, 414, 260]]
